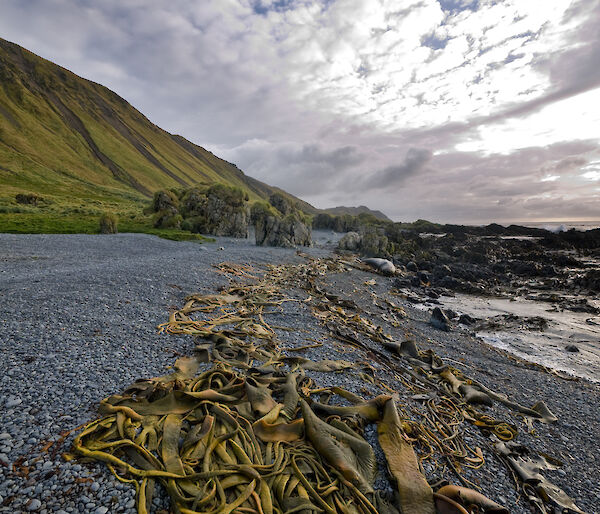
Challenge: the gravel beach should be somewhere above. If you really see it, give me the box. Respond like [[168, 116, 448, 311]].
[[0, 233, 598, 513]]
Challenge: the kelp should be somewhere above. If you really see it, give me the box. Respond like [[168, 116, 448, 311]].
[[70, 255, 585, 514], [495, 442, 585, 513]]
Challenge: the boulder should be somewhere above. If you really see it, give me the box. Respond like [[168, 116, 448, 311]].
[[458, 314, 476, 325], [406, 261, 419, 272], [430, 307, 451, 331]]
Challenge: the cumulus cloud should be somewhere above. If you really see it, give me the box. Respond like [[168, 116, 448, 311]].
[[0, 0, 599, 222]]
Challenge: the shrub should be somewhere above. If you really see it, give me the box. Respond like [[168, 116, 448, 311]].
[[153, 210, 182, 229], [99, 212, 118, 234], [181, 219, 193, 232], [15, 193, 43, 206], [151, 190, 179, 212], [250, 201, 278, 223], [180, 188, 206, 217], [207, 184, 247, 207]]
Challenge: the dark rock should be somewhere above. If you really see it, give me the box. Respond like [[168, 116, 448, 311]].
[[394, 277, 412, 289], [437, 276, 461, 289], [565, 345, 579, 353], [433, 264, 452, 278], [444, 309, 458, 319], [458, 314, 476, 325], [430, 307, 451, 331], [406, 261, 418, 272], [255, 213, 311, 248], [575, 269, 600, 293], [418, 271, 431, 285]]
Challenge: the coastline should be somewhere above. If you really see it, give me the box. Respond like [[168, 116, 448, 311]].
[[0, 233, 598, 513]]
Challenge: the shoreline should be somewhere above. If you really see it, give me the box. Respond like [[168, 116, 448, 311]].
[[0, 233, 598, 513]]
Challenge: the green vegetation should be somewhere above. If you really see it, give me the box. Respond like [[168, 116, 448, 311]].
[[99, 212, 118, 234], [0, 37, 315, 237], [0, 203, 212, 242]]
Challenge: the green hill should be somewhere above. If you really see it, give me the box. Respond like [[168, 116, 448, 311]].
[[323, 205, 390, 221], [0, 37, 315, 233]]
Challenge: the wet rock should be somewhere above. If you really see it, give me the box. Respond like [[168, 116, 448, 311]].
[[444, 309, 458, 319], [406, 261, 418, 272], [430, 307, 451, 331], [458, 314, 476, 325], [393, 277, 412, 289], [575, 269, 600, 293], [418, 271, 431, 285], [433, 264, 452, 278], [475, 314, 548, 332]]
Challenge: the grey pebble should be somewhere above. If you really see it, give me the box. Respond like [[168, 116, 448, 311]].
[[27, 498, 42, 511], [5, 397, 22, 408]]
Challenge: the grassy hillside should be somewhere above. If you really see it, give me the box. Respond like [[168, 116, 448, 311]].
[[0, 37, 314, 232], [323, 205, 390, 221]]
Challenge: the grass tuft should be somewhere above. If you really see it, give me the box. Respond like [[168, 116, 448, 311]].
[[99, 212, 118, 234]]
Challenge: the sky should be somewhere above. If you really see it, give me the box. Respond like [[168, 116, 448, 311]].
[[1, 0, 599, 223]]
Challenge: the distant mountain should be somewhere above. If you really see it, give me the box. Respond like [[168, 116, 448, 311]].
[[0, 37, 315, 212], [323, 205, 391, 221]]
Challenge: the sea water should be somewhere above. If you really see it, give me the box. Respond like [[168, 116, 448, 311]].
[[439, 294, 600, 383]]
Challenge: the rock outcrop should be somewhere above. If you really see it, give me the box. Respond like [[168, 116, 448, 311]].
[[255, 212, 312, 248], [252, 197, 312, 248], [336, 226, 390, 257], [150, 185, 249, 237], [151, 190, 182, 229], [181, 185, 249, 238], [338, 231, 361, 251]]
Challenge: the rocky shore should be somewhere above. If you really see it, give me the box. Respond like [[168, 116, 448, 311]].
[[0, 232, 598, 513]]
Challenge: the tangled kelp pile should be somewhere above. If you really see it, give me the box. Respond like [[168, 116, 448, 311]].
[[70, 257, 585, 514]]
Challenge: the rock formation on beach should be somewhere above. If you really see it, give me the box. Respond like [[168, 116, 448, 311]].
[[252, 193, 312, 247]]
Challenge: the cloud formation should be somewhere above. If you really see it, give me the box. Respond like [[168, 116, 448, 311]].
[[0, 0, 599, 222]]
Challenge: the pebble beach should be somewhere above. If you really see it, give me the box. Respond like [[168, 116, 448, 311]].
[[0, 233, 598, 513]]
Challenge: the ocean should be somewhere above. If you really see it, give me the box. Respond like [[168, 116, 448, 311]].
[[515, 221, 600, 232]]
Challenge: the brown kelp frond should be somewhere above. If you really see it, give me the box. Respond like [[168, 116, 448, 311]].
[[70, 255, 584, 514]]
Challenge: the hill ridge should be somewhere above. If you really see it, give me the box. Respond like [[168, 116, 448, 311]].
[[0, 36, 314, 211]]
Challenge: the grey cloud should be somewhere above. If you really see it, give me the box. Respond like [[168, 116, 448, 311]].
[[277, 144, 364, 168], [0, 0, 599, 223], [357, 148, 433, 191], [223, 141, 367, 196]]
